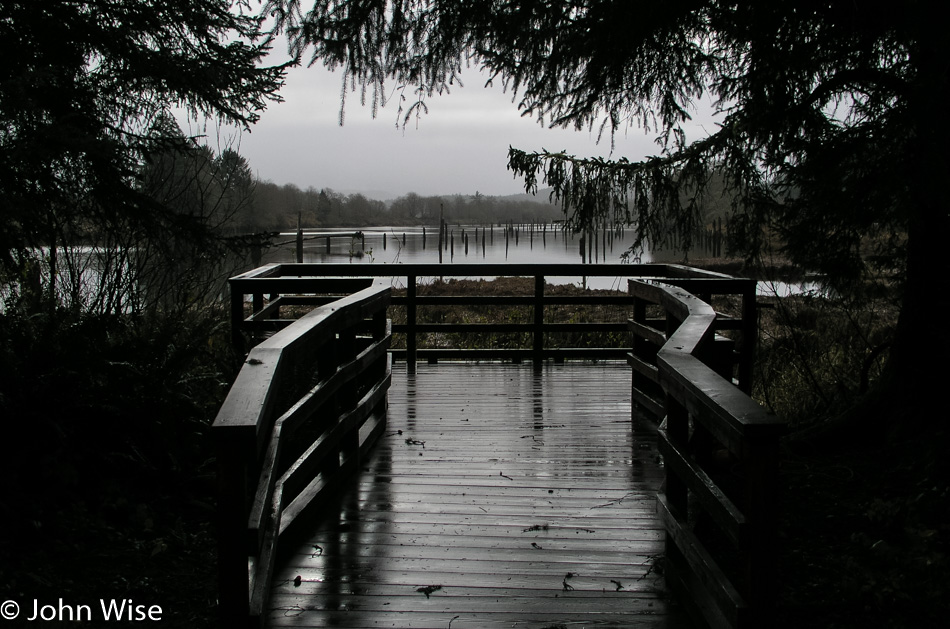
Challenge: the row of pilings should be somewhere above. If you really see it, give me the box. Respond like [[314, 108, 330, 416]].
[[296, 216, 731, 262], [424, 217, 730, 262]]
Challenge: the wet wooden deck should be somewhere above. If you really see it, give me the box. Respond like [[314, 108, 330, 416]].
[[266, 362, 692, 628]]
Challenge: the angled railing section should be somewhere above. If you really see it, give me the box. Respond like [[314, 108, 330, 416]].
[[227, 263, 746, 367], [213, 284, 391, 627], [628, 279, 786, 629]]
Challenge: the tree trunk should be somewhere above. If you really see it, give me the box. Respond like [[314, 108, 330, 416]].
[[878, 14, 950, 420]]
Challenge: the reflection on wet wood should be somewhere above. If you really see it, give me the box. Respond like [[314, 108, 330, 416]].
[[267, 362, 692, 628]]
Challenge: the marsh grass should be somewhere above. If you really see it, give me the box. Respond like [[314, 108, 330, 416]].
[[388, 276, 633, 351]]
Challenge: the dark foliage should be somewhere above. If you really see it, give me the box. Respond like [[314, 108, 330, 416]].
[[0, 2, 287, 623], [270, 0, 950, 406], [0, 0, 287, 276]]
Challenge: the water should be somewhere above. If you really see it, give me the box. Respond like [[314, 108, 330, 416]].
[[267, 225, 821, 296], [268, 225, 704, 290]]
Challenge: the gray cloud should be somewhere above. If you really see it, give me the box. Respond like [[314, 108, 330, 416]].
[[209, 63, 719, 200]]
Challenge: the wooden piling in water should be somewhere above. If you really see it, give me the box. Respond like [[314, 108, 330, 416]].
[[295, 213, 304, 263], [438, 207, 444, 263]]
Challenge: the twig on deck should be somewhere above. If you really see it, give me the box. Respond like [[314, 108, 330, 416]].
[[416, 585, 443, 598], [590, 492, 637, 509]]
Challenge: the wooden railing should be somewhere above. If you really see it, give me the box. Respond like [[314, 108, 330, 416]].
[[219, 263, 784, 629], [213, 283, 391, 627], [228, 263, 742, 367], [628, 279, 786, 629]]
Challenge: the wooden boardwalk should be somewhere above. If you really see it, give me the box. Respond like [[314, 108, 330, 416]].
[[266, 362, 692, 628]]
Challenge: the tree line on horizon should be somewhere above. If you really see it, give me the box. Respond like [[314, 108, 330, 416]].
[[235, 179, 569, 232]]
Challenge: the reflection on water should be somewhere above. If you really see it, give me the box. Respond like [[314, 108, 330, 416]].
[[276, 225, 656, 266], [268, 226, 821, 296], [268, 225, 710, 291]]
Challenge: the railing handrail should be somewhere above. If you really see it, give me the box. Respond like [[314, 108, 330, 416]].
[[628, 279, 785, 629], [229, 261, 743, 281], [228, 263, 753, 366], [214, 283, 391, 627]]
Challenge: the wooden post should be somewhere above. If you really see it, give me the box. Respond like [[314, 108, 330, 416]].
[[295, 213, 304, 263], [630, 294, 648, 413], [533, 275, 544, 364], [438, 221, 444, 263], [230, 282, 245, 354], [407, 275, 417, 373], [739, 282, 757, 394], [744, 433, 781, 623], [215, 437, 251, 626]]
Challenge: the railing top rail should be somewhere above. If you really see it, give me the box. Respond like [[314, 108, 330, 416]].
[[230, 262, 748, 281], [213, 284, 391, 440], [633, 280, 784, 441], [231, 263, 282, 281]]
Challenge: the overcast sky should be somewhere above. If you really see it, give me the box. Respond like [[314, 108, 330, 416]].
[[199, 59, 720, 201]]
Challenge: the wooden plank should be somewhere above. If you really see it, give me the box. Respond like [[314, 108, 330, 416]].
[[628, 352, 660, 383], [657, 427, 746, 549], [631, 386, 665, 419], [230, 277, 375, 295], [265, 362, 690, 628], [394, 322, 630, 334], [657, 493, 747, 628], [258, 262, 676, 279], [392, 347, 630, 360], [659, 351, 783, 457], [247, 335, 391, 541], [273, 572, 668, 594], [629, 320, 667, 348], [278, 374, 391, 511]]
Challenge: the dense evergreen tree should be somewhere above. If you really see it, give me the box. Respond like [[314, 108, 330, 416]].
[[0, 0, 287, 289], [268, 0, 948, 417]]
